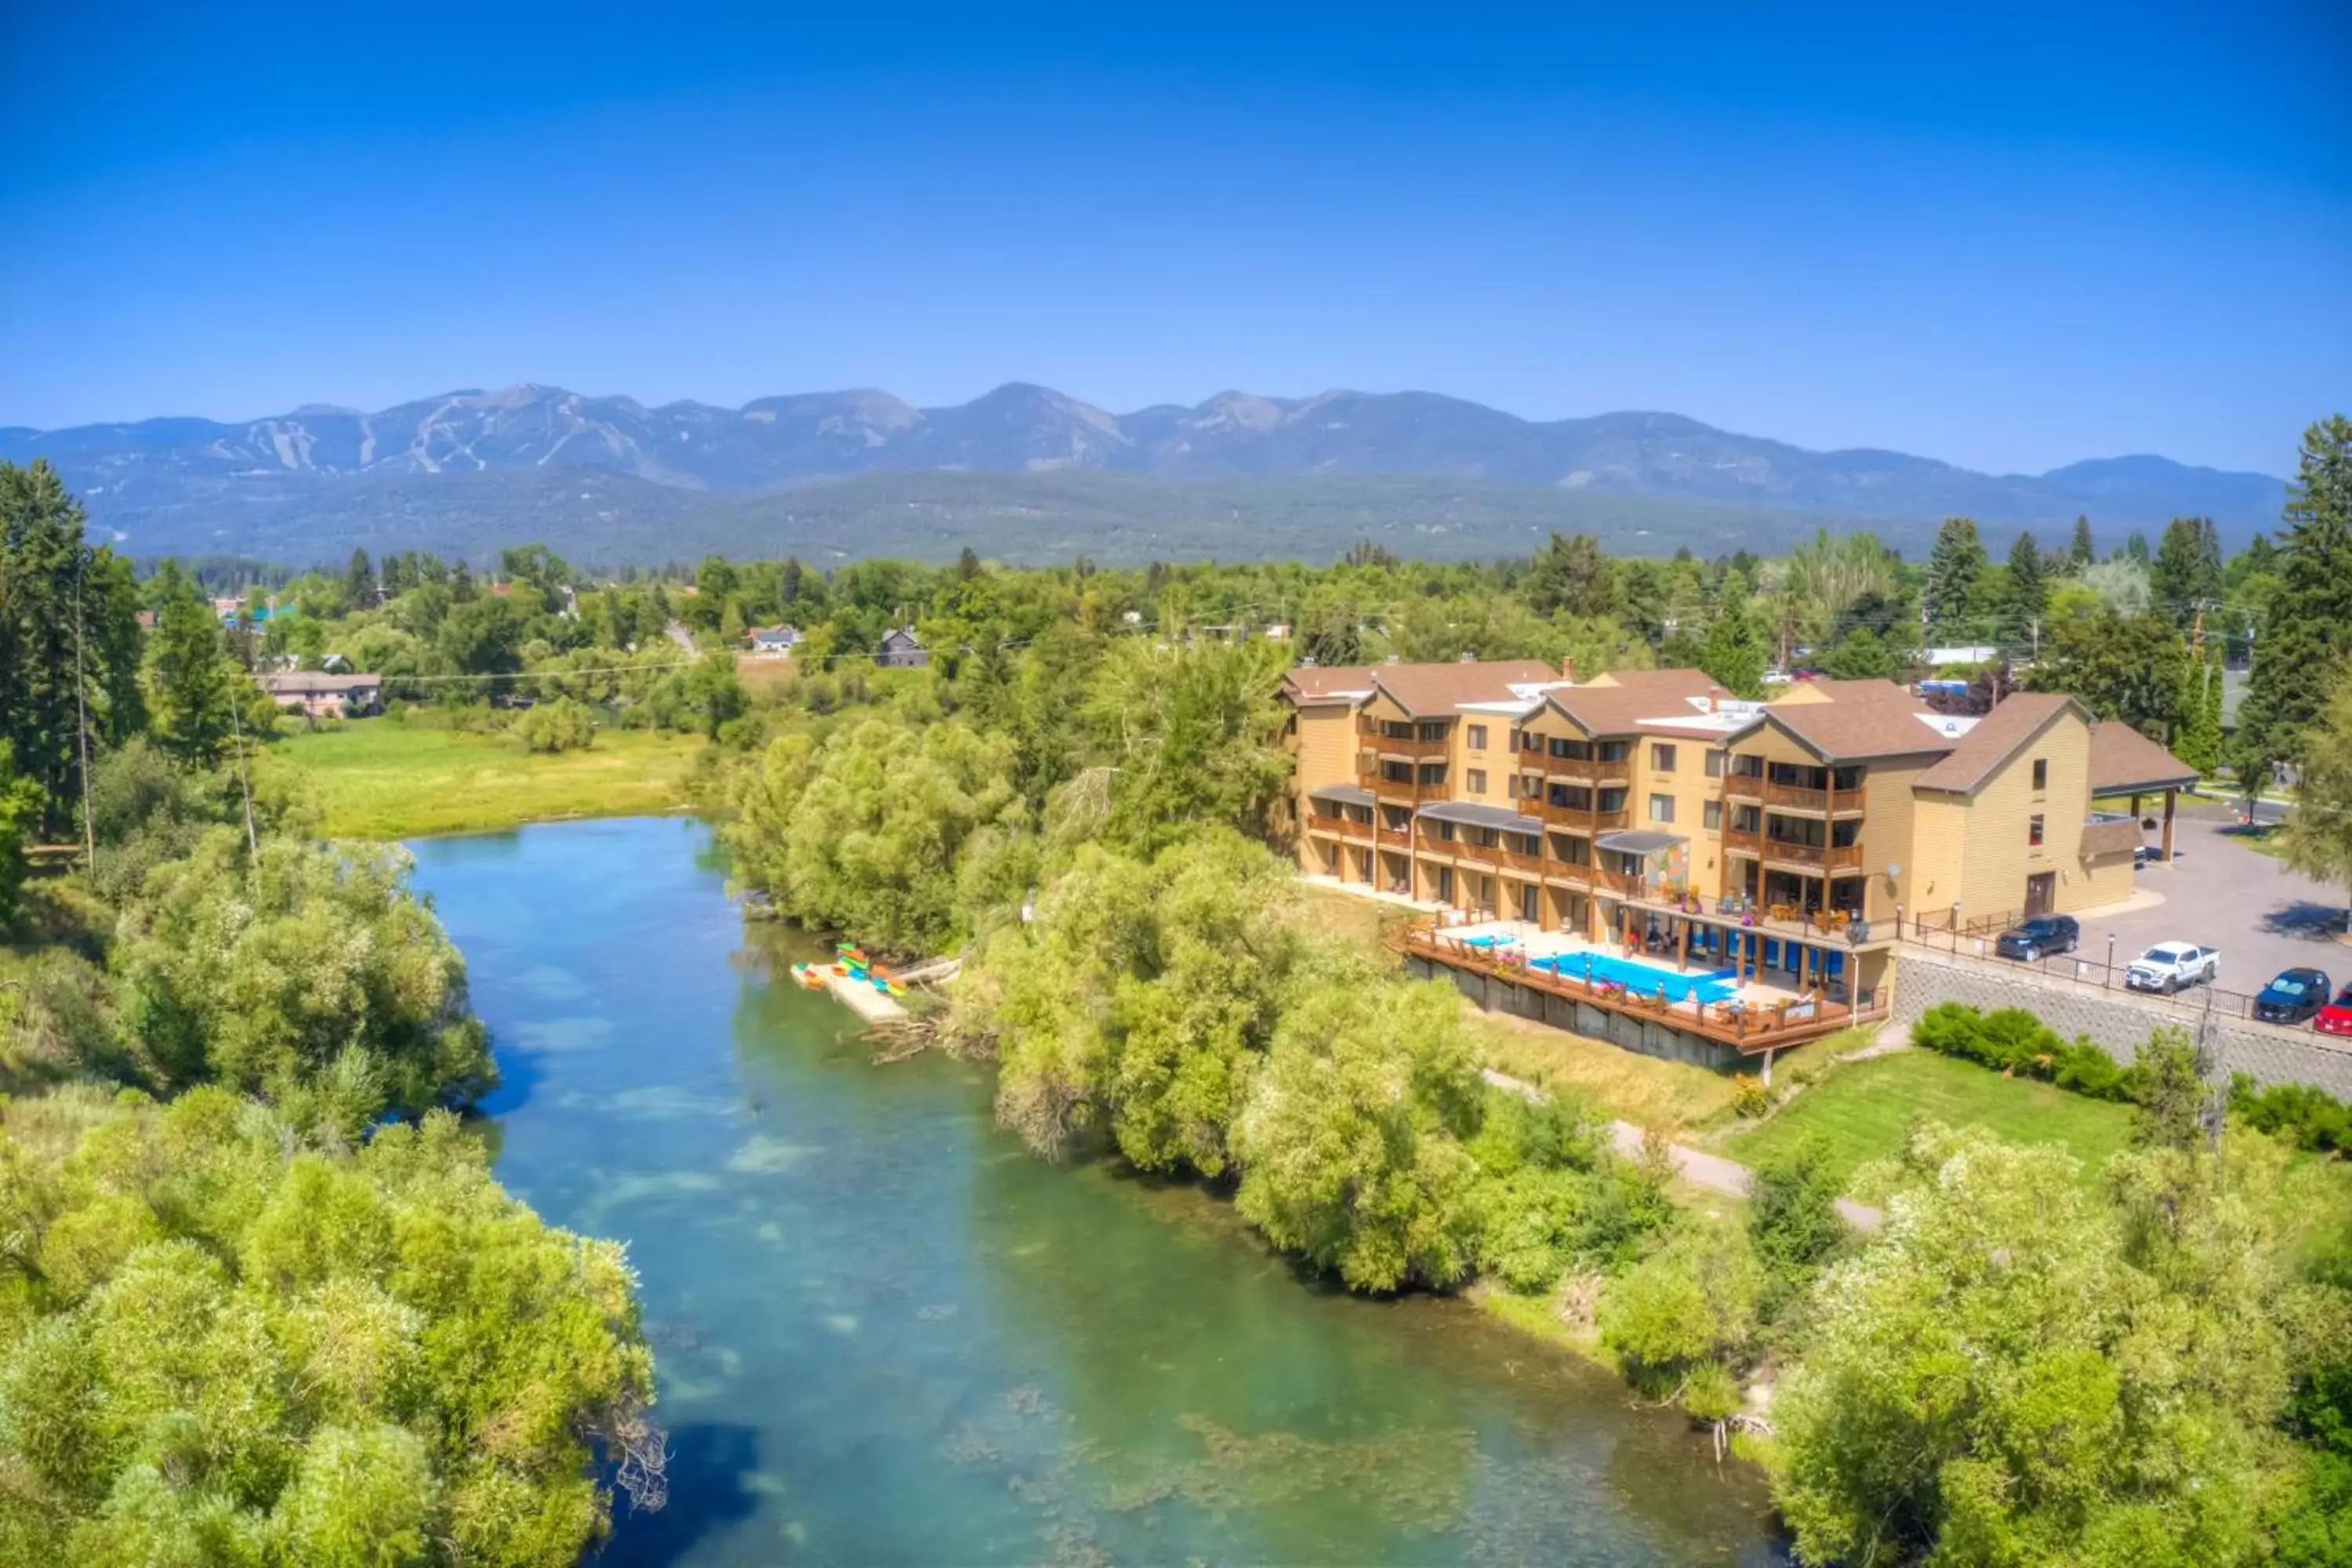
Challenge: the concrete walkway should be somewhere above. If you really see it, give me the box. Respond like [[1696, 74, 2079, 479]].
[[1481, 1068, 1884, 1231]]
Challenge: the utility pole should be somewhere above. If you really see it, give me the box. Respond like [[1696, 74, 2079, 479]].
[[72, 556, 96, 876], [228, 693, 259, 858], [2198, 982, 2225, 1167]]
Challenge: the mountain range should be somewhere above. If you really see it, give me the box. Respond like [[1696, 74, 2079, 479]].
[[0, 383, 2289, 567]]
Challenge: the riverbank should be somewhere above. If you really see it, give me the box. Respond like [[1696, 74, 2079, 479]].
[[408, 818, 1789, 1564], [266, 720, 706, 838]]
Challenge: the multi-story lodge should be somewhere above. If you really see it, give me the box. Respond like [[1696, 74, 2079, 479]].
[[1287, 659, 2194, 1056]]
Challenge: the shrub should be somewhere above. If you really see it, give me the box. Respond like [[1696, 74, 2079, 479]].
[[2232, 1075, 2352, 1155], [515, 697, 597, 753], [1731, 1075, 1772, 1119]]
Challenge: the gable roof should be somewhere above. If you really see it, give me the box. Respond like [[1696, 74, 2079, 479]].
[[2087, 720, 2199, 794], [1742, 682, 1958, 763], [1282, 665, 1379, 703], [1365, 659, 1556, 717], [1914, 692, 2082, 794], [880, 626, 924, 648], [1543, 668, 1724, 736]]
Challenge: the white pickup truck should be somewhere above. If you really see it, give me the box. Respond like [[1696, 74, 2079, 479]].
[[2125, 942, 2220, 995]]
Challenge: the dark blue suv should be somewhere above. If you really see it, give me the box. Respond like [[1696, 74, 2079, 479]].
[[1995, 914, 2080, 962]]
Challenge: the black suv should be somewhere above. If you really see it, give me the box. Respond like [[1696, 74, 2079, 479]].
[[1994, 914, 2080, 962]]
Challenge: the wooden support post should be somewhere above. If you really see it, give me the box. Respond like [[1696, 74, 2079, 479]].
[[1761, 1046, 1777, 1087], [1679, 920, 1691, 972], [2161, 787, 2177, 862]]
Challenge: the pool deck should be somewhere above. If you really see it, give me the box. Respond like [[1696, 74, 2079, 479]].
[[1392, 917, 1885, 1058]]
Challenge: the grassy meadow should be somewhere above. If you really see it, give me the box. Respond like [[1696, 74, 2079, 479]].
[[264, 720, 706, 840]]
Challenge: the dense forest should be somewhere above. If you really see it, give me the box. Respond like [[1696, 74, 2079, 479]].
[[4, 413, 2350, 1563]]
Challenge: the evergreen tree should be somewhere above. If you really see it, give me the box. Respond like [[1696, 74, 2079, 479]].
[[2151, 516, 2225, 625], [2172, 644, 2224, 776], [147, 562, 238, 767], [2239, 416, 2352, 766], [0, 461, 92, 833], [2068, 514, 2096, 569], [343, 546, 377, 609], [1700, 577, 1768, 698], [2122, 530, 2151, 564], [2004, 529, 2047, 626], [1922, 517, 1986, 630], [1525, 532, 1617, 619]]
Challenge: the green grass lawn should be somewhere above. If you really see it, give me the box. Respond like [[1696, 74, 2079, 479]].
[[264, 722, 706, 839], [1714, 1048, 2136, 1195]]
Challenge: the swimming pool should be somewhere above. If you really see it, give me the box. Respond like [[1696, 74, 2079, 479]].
[[1530, 951, 1740, 1006]]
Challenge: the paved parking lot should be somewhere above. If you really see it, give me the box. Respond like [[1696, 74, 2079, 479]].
[[2074, 800, 2350, 1000]]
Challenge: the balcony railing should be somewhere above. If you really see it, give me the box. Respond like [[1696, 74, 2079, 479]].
[[1362, 770, 1449, 805], [1757, 837, 1865, 872], [1356, 722, 1450, 760], [1307, 814, 1377, 844], [1538, 754, 1632, 786], [1723, 771, 1765, 800], [1723, 824, 1762, 858]]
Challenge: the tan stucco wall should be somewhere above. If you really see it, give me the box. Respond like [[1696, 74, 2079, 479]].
[[1909, 794, 1970, 920], [1954, 711, 2093, 922], [1294, 705, 1356, 793], [1454, 715, 1512, 806], [1855, 760, 1924, 922], [2078, 851, 2136, 909]]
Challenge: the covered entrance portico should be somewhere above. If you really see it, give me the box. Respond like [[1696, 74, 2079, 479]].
[[2088, 724, 2200, 865]]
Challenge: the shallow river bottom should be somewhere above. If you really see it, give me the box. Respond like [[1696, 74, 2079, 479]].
[[409, 817, 1788, 1566]]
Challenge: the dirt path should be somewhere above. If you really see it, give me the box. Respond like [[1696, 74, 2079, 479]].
[[1482, 1068, 1884, 1231]]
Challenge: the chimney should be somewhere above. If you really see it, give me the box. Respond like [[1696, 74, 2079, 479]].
[[1559, 656, 1575, 681]]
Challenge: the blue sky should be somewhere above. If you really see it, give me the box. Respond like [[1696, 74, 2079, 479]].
[[2, 1, 2346, 475]]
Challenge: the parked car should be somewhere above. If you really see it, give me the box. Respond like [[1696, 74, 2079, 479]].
[[2133, 844, 2160, 868], [2125, 942, 2220, 994], [2256, 968, 2333, 1025], [2318, 982, 2352, 1039], [1995, 914, 2081, 962]]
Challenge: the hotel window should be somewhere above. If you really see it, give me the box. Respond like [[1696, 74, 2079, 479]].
[[1650, 793, 1675, 824], [2031, 758, 2048, 792], [1705, 749, 1725, 779], [1704, 800, 1723, 831], [1653, 743, 1677, 772], [1467, 768, 1487, 794], [1468, 724, 1488, 750], [2028, 814, 2045, 848]]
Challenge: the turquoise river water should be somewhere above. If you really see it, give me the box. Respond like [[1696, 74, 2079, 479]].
[[408, 817, 1788, 1566]]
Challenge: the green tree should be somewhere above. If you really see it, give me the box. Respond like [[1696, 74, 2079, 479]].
[[2172, 644, 2225, 777], [1597, 1224, 1761, 1396], [1700, 576, 1768, 698], [110, 829, 495, 1129], [1922, 517, 1987, 630], [1523, 532, 1617, 619], [1082, 638, 1292, 855], [727, 717, 1023, 956], [2005, 528, 2049, 627], [2278, 667, 2352, 936], [0, 742, 43, 929], [514, 697, 597, 753], [2240, 416, 2352, 767], [147, 562, 240, 767], [2069, 514, 2096, 570], [1232, 974, 1486, 1292], [1769, 1124, 2292, 1568], [2027, 610, 2188, 736], [343, 546, 377, 611], [2150, 516, 2225, 626], [0, 1084, 660, 1563]]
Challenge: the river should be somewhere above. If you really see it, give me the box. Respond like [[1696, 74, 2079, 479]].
[[408, 817, 1788, 1566]]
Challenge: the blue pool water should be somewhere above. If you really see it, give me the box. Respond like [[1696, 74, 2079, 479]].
[[1532, 952, 1740, 1006]]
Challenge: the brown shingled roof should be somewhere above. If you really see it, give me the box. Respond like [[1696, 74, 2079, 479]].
[[1913, 693, 2082, 794], [1370, 659, 1557, 716], [1282, 665, 1378, 702], [1743, 682, 1961, 762], [1544, 668, 1721, 735], [2088, 721, 2199, 794]]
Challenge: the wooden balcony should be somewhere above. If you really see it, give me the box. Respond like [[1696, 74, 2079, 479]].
[[1362, 771, 1448, 805], [1757, 838, 1864, 873], [1723, 824, 1763, 858], [1723, 771, 1765, 801], [1724, 773, 1865, 815], [1356, 723, 1449, 760], [1307, 813, 1377, 844]]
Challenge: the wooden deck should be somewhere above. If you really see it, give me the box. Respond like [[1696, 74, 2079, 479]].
[[1388, 924, 1886, 1057]]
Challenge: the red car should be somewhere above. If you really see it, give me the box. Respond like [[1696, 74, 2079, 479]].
[[2319, 982, 2352, 1039]]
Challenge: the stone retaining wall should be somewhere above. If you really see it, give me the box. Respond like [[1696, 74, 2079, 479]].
[[1888, 944, 2352, 1098]]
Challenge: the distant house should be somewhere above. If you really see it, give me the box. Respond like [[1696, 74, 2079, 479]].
[[747, 624, 803, 655], [135, 610, 158, 631], [877, 627, 929, 669], [259, 672, 383, 719]]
